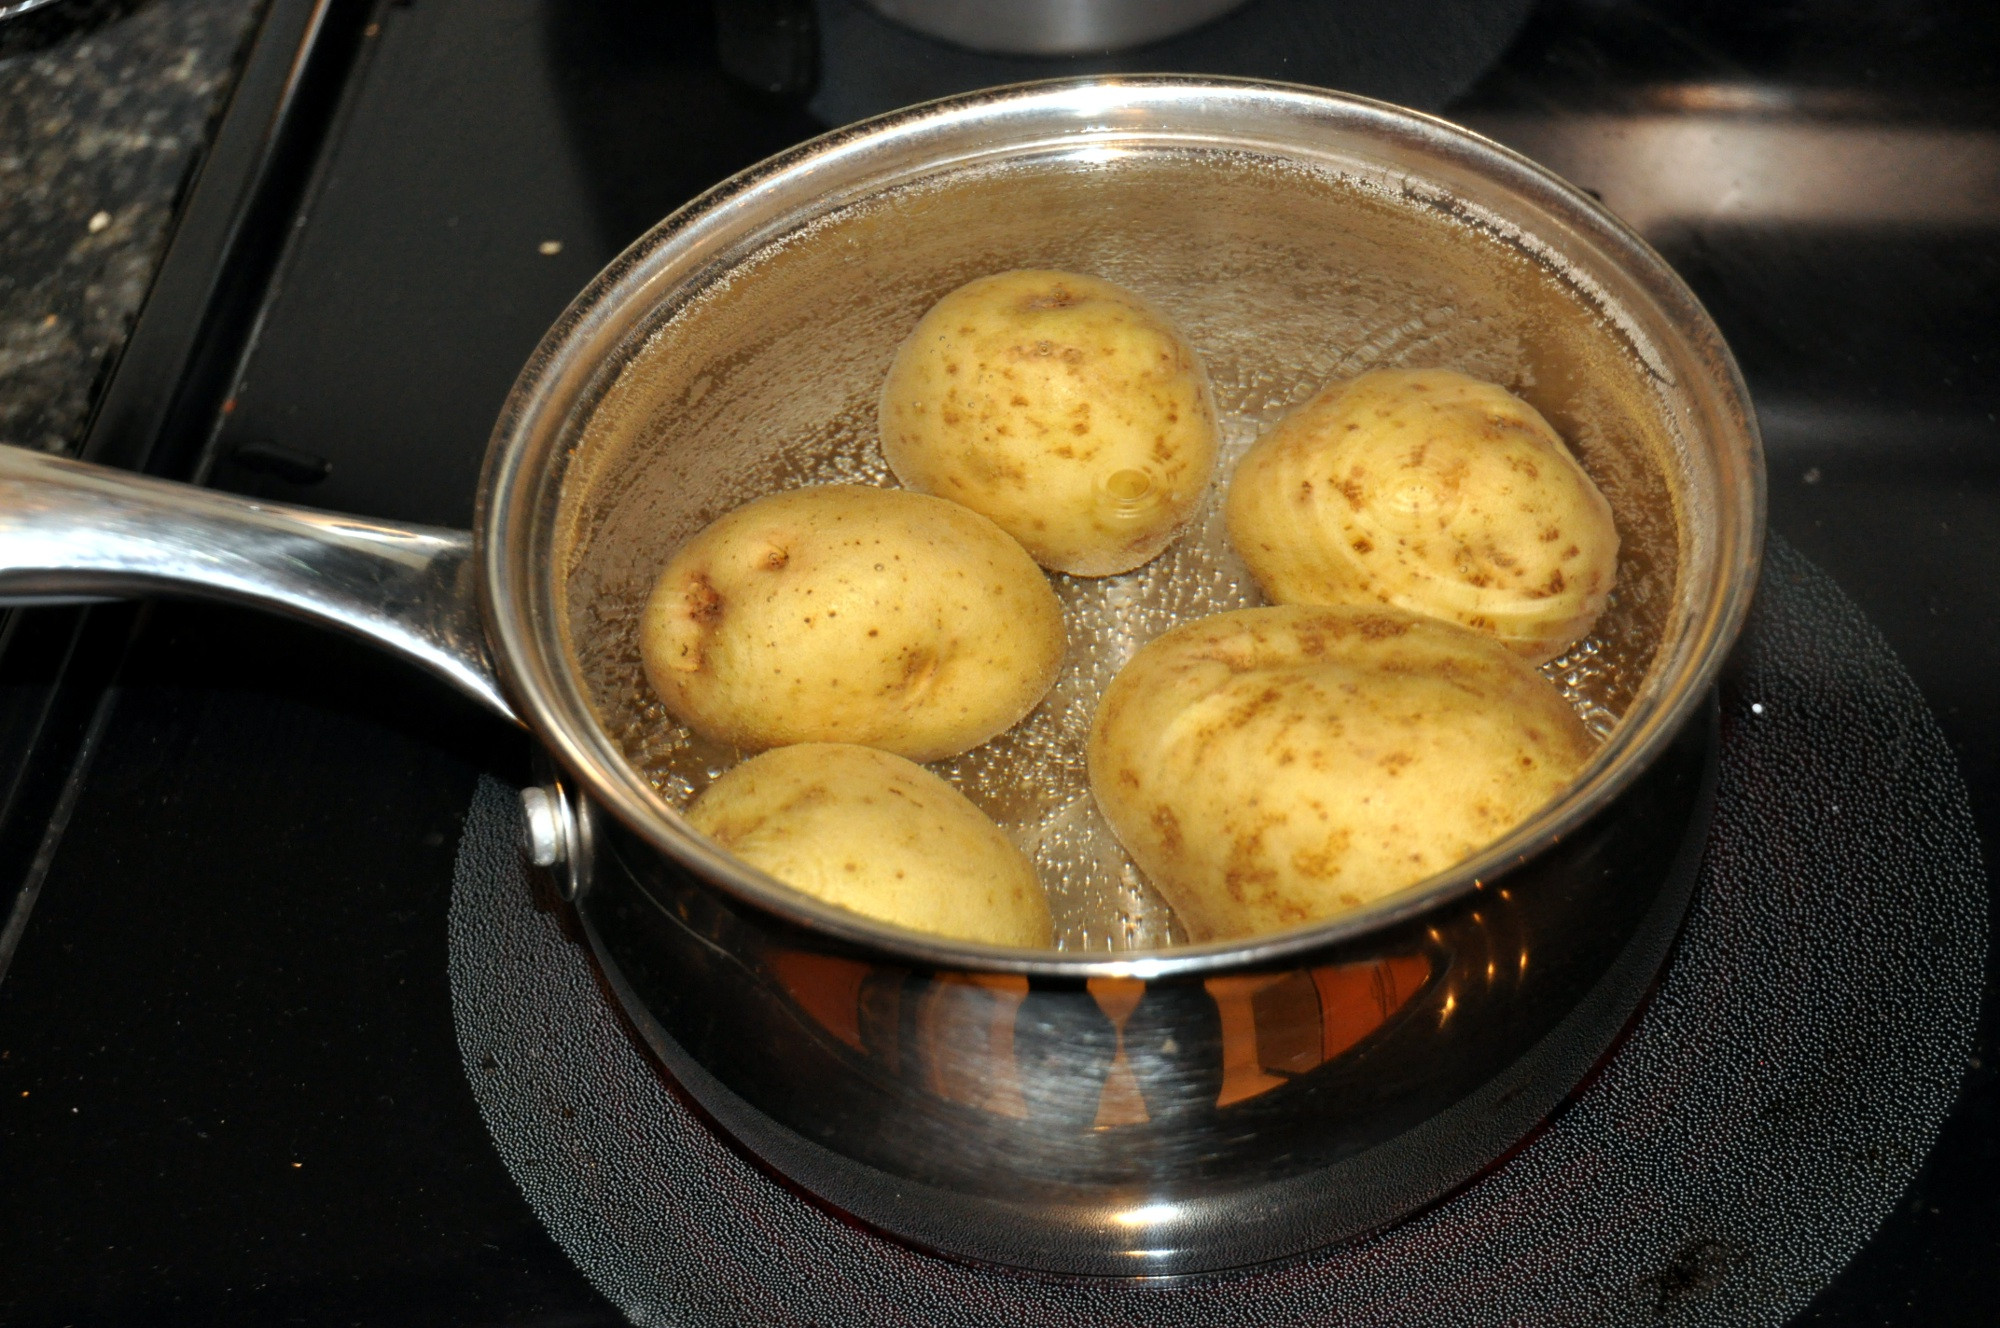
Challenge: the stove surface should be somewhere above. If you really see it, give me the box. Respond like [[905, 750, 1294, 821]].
[[1, 1, 1995, 1324]]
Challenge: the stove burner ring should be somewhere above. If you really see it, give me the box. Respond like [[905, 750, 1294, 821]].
[[448, 537, 1982, 1324]]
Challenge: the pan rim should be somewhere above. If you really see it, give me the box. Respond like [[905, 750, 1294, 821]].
[[476, 73, 1766, 979]]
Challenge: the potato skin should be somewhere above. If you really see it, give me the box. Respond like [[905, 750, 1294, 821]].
[[688, 743, 1052, 948], [641, 485, 1064, 761], [1226, 368, 1619, 662], [1087, 605, 1596, 942], [880, 269, 1220, 577]]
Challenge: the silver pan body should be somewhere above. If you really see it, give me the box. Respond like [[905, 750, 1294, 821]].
[[0, 78, 1763, 1275]]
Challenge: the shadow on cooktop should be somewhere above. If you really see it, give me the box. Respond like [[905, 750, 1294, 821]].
[[540, 0, 821, 257]]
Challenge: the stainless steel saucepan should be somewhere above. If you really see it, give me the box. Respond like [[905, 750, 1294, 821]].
[[0, 79, 1763, 1276]]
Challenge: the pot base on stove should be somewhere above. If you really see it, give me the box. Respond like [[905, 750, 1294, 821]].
[[447, 541, 1980, 1314], [572, 702, 1713, 1275]]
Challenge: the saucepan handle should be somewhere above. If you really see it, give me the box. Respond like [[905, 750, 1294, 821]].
[[0, 444, 518, 724]]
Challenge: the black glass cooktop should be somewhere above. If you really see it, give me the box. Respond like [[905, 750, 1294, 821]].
[[1, 1, 1995, 1323]]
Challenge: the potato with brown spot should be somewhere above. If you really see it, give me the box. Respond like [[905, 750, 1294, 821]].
[[641, 485, 1064, 760], [880, 270, 1219, 576], [688, 743, 1051, 947], [1226, 368, 1619, 662], [1087, 605, 1597, 941]]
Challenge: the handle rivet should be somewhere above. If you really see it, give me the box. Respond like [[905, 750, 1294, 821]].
[[520, 786, 566, 867]]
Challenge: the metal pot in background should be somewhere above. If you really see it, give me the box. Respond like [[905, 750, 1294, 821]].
[[858, 0, 1253, 54], [0, 79, 1764, 1277]]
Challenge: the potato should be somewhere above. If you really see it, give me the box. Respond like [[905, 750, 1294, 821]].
[[1087, 605, 1596, 942], [688, 743, 1052, 947], [880, 269, 1220, 576], [1226, 368, 1619, 662], [641, 484, 1064, 761]]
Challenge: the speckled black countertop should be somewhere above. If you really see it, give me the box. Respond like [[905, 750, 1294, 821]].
[[0, 0, 267, 456]]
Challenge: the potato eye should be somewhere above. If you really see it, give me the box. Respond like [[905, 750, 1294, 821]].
[[1105, 468, 1154, 502]]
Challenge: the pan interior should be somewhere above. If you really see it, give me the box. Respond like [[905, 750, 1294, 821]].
[[553, 146, 1685, 953]]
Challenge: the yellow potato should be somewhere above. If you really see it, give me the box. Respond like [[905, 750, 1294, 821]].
[[688, 743, 1052, 947], [641, 485, 1064, 761], [1087, 605, 1596, 942], [1226, 368, 1619, 662], [880, 269, 1220, 576]]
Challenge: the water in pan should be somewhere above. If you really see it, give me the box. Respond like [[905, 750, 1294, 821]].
[[558, 149, 1682, 951]]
